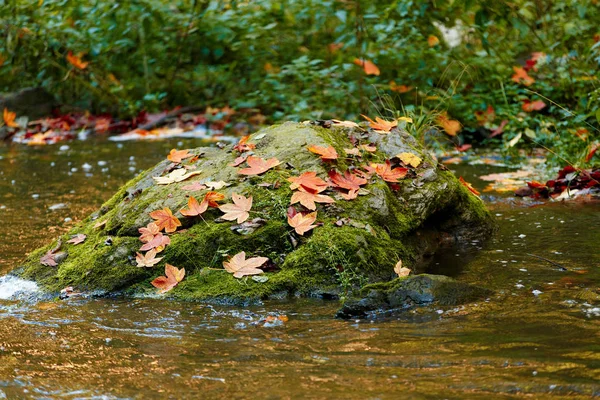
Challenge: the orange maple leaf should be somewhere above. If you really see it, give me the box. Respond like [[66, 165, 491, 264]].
[[151, 264, 185, 293], [233, 136, 256, 153], [328, 170, 367, 191], [287, 171, 329, 192], [339, 189, 359, 200], [167, 149, 193, 163], [353, 58, 380, 76], [512, 66, 535, 86], [223, 251, 268, 278], [238, 156, 281, 175], [66, 51, 89, 70], [474, 105, 496, 126], [370, 161, 408, 183], [522, 99, 546, 112], [437, 112, 461, 136], [3, 108, 18, 128], [219, 193, 252, 223], [180, 196, 208, 217], [459, 177, 480, 197], [288, 211, 318, 235], [290, 187, 335, 210], [139, 222, 161, 243], [149, 207, 182, 233], [307, 145, 339, 161], [203, 191, 226, 208], [361, 115, 398, 133]]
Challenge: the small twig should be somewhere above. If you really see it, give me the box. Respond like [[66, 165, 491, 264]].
[[526, 253, 568, 271]]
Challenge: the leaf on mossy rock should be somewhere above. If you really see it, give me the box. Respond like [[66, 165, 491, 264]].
[[149, 207, 181, 233], [167, 149, 193, 163], [136, 249, 163, 268], [67, 234, 87, 245], [288, 211, 317, 235], [368, 161, 408, 183], [238, 156, 281, 175], [307, 145, 339, 161], [290, 187, 335, 210], [288, 171, 329, 192], [151, 264, 185, 293], [394, 260, 411, 277], [396, 152, 422, 168], [153, 169, 202, 185], [328, 170, 367, 191], [139, 233, 171, 252], [139, 222, 160, 243], [180, 196, 208, 217], [223, 251, 268, 278], [219, 193, 252, 223]]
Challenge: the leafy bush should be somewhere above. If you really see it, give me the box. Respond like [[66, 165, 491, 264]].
[[1, 0, 598, 164]]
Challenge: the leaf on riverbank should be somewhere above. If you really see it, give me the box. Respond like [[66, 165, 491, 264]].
[[67, 234, 87, 245], [167, 149, 193, 163], [136, 249, 163, 268], [288, 171, 329, 192], [139, 222, 160, 243], [153, 169, 202, 185], [238, 156, 281, 175], [3, 108, 19, 128], [219, 193, 252, 223], [223, 251, 268, 278], [288, 211, 317, 235], [151, 264, 185, 293], [307, 145, 338, 161], [290, 187, 335, 210], [459, 177, 480, 197], [180, 196, 209, 217], [149, 207, 182, 233], [394, 260, 411, 277]]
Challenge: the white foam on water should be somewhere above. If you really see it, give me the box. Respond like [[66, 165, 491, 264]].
[[0, 275, 39, 300]]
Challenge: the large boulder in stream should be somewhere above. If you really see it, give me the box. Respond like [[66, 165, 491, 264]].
[[14, 122, 495, 303]]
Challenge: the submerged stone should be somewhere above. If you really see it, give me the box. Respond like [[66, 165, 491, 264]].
[[335, 274, 493, 319], [13, 122, 495, 302]]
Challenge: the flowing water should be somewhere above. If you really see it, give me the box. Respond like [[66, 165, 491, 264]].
[[0, 139, 599, 399]]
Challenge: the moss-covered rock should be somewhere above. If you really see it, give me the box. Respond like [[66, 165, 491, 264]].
[[13, 122, 495, 302], [335, 274, 493, 319]]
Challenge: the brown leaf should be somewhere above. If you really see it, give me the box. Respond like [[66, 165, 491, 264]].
[[139, 233, 171, 252], [288, 211, 317, 235], [139, 222, 160, 243], [67, 234, 87, 245], [181, 181, 207, 191], [219, 193, 252, 223], [394, 260, 411, 277], [136, 249, 163, 268], [233, 135, 256, 153], [223, 251, 268, 278]]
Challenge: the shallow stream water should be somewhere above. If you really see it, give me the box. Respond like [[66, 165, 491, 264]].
[[0, 138, 598, 399]]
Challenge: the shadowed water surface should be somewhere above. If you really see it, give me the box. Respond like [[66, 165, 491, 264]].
[[0, 140, 599, 399]]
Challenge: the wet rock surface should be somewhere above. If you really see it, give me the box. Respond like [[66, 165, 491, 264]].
[[14, 122, 495, 302]]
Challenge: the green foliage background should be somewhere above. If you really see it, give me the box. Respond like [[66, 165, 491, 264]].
[[1, 0, 599, 163]]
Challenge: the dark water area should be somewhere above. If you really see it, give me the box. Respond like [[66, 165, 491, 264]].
[[0, 139, 599, 399]]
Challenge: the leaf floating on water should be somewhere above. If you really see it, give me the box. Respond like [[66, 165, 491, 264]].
[[151, 264, 185, 293], [219, 193, 253, 223], [394, 260, 411, 277], [149, 207, 181, 233], [136, 249, 163, 268], [223, 251, 268, 279], [153, 169, 202, 185], [288, 211, 317, 235]]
